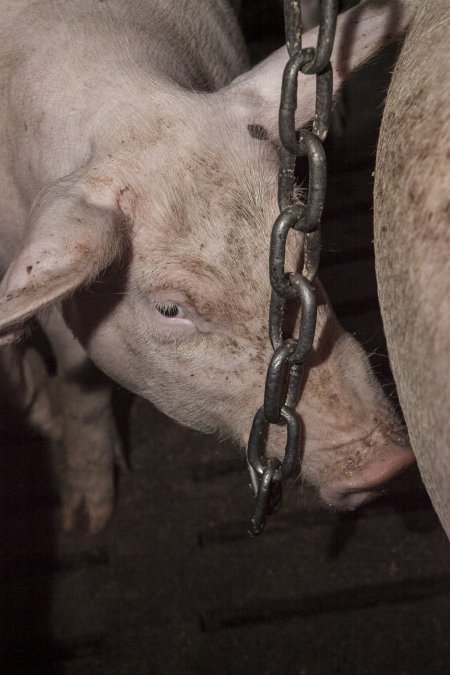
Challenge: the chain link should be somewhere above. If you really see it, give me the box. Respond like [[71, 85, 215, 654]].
[[246, 0, 338, 536]]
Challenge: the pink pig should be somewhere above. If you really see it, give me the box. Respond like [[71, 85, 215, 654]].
[[0, 0, 417, 531], [374, 0, 450, 538]]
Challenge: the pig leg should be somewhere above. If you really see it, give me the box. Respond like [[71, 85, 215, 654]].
[[0, 343, 62, 441], [42, 310, 122, 534], [21, 346, 63, 442]]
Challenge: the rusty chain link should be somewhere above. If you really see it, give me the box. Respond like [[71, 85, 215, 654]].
[[246, 0, 338, 536]]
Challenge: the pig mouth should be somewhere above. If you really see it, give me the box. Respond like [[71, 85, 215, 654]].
[[318, 441, 415, 511], [320, 485, 390, 511]]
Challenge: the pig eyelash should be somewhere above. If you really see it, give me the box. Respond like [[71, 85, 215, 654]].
[[154, 301, 185, 319]]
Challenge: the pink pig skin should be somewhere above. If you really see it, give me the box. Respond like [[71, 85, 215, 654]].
[[375, 0, 450, 539]]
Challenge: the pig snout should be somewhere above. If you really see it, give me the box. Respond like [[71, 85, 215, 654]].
[[263, 420, 414, 512], [318, 430, 414, 510], [257, 325, 415, 511], [304, 329, 415, 510]]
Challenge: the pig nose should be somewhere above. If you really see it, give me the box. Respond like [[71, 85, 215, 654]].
[[319, 440, 415, 511]]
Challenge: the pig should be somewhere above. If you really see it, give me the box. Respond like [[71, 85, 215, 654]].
[[0, 343, 62, 442], [374, 0, 450, 539], [0, 0, 416, 532]]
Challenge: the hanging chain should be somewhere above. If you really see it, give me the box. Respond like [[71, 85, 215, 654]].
[[246, 0, 338, 536]]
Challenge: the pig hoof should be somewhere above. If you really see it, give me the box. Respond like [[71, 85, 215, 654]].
[[61, 505, 81, 532], [61, 500, 113, 533], [87, 502, 114, 534], [29, 391, 64, 442], [114, 441, 129, 473]]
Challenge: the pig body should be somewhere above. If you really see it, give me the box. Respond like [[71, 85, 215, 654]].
[[374, 0, 450, 538], [0, 0, 415, 531]]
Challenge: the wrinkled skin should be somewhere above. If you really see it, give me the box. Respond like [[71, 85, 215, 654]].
[[0, 0, 417, 531], [374, 0, 450, 539]]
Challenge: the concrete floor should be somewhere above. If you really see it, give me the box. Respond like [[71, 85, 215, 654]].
[[1, 3, 449, 674]]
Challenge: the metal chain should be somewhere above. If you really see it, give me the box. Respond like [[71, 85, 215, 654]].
[[246, 0, 338, 536]]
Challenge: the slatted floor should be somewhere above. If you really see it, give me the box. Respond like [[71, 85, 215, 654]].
[[1, 4, 450, 674], [1, 397, 449, 675]]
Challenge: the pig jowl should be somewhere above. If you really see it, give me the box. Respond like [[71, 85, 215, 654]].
[[0, 0, 417, 528]]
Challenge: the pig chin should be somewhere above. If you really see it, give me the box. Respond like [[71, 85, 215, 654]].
[[317, 430, 415, 511]]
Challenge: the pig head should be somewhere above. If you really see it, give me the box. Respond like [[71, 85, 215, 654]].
[[0, 0, 416, 530], [374, 0, 450, 539]]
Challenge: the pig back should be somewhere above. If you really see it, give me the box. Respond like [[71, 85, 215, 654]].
[[86, 0, 249, 90], [0, 0, 248, 273], [374, 0, 450, 537]]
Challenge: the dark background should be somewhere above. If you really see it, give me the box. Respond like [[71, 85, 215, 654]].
[[1, 2, 449, 673]]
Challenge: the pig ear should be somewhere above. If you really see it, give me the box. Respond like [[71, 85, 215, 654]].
[[0, 181, 125, 343], [227, 1, 412, 138]]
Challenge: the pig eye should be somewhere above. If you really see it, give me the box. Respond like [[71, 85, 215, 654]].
[[155, 301, 186, 319]]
